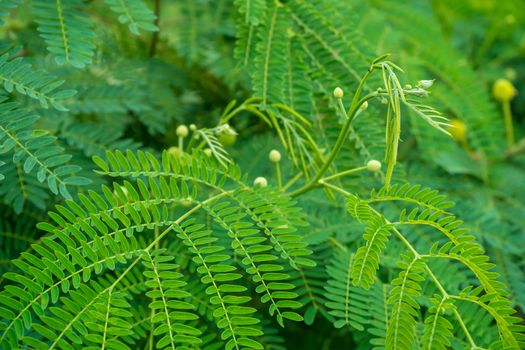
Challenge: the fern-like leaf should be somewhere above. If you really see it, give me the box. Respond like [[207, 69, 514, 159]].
[[252, 2, 290, 106], [0, 0, 21, 24], [142, 249, 202, 349], [234, 0, 267, 26], [0, 54, 76, 110], [104, 0, 159, 35], [350, 214, 392, 290], [0, 99, 90, 200], [421, 295, 454, 350], [33, 0, 96, 68], [325, 250, 368, 330], [385, 254, 426, 350]]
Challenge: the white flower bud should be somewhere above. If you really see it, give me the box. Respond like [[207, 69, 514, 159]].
[[254, 177, 268, 187], [269, 150, 281, 163], [404, 84, 413, 90], [367, 159, 382, 172], [189, 124, 197, 131], [204, 148, 212, 157], [176, 125, 189, 137], [417, 79, 434, 89], [381, 98, 388, 105], [360, 101, 368, 110], [333, 87, 344, 99]]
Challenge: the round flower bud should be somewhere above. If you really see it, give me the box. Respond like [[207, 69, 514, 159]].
[[404, 84, 413, 90], [492, 78, 516, 102], [204, 148, 212, 157], [217, 124, 238, 146], [417, 80, 434, 89], [366, 160, 382, 172], [218, 133, 237, 146], [254, 177, 268, 187], [269, 150, 281, 163], [176, 125, 189, 137], [381, 98, 388, 105], [333, 87, 344, 99], [168, 146, 182, 157], [189, 124, 197, 131], [448, 119, 467, 142], [360, 101, 368, 110]]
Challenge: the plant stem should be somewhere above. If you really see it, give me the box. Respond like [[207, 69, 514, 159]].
[[287, 64, 378, 198], [384, 104, 400, 189], [288, 93, 376, 197], [282, 171, 304, 191], [275, 162, 282, 191], [502, 100, 515, 148], [321, 166, 367, 182], [178, 135, 184, 152], [148, 0, 161, 57]]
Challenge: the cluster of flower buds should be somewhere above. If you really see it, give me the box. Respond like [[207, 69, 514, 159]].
[[402, 80, 434, 97]]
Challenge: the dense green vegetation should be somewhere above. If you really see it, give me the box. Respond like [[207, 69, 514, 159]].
[[0, 0, 524, 349]]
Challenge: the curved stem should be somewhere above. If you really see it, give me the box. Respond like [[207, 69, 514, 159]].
[[275, 162, 282, 190], [502, 100, 515, 149], [321, 166, 367, 182], [288, 93, 376, 197]]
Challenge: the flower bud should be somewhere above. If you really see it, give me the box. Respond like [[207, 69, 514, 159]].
[[367, 160, 382, 172], [333, 87, 344, 99], [189, 124, 197, 131], [404, 84, 413, 90], [176, 125, 189, 137], [417, 80, 434, 89], [381, 98, 388, 105], [254, 177, 268, 187], [217, 124, 238, 146], [168, 146, 182, 158], [204, 148, 212, 157], [360, 101, 368, 110], [448, 119, 467, 142], [269, 150, 281, 163], [492, 78, 516, 102]]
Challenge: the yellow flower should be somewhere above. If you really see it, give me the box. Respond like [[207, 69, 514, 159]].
[[492, 79, 516, 102], [448, 119, 467, 142]]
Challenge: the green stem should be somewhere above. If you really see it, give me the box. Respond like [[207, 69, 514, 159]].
[[503, 100, 515, 148], [288, 93, 376, 197], [275, 162, 282, 191], [321, 166, 367, 182], [178, 135, 184, 152], [282, 171, 303, 191], [384, 104, 400, 189]]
